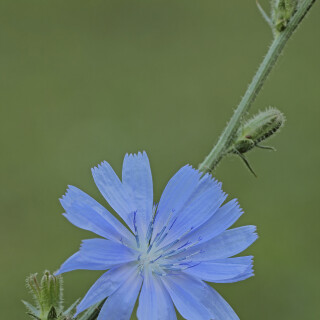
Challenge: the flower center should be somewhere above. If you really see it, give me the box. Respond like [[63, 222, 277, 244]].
[[133, 209, 203, 276], [137, 249, 165, 275]]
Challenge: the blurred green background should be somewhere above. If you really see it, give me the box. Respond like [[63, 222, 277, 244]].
[[1, 0, 319, 319]]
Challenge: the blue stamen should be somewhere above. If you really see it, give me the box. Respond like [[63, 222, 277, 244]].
[[156, 231, 169, 246], [153, 209, 175, 246], [154, 227, 195, 256], [145, 220, 153, 243], [147, 243, 153, 253], [153, 227, 166, 245], [135, 235, 140, 248], [150, 254, 163, 263], [155, 239, 179, 254], [133, 211, 140, 248], [177, 241, 191, 250], [153, 270, 166, 277], [169, 217, 177, 230], [133, 211, 138, 233]]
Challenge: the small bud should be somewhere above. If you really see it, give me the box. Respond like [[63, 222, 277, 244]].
[[271, 0, 299, 34], [23, 271, 78, 320], [234, 107, 285, 153], [227, 108, 285, 176], [256, 0, 299, 37]]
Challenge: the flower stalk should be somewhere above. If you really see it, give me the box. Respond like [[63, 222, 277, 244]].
[[198, 0, 316, 174]]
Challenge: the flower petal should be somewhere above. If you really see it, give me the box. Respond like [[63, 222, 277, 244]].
[[183, 256, 253, 282], [177, 199, 243, 247], [61, 186, 135, 246], [55, 252, 108, 274], [97, 267, 142, 320], [151, 166, 201, 242], [159, 174, 226, 248], [137, 270, 177, 320], [56, 239, 137, 274], [162, 275, 212, 320], [172, 226, 257, 262], [91, 161, 135, 231], [163, 273, 239, 320], [122, 152, 153, 235], [75, 263, 137, 316], [213, 265, 254, 283], [204, 285, 240, 320]]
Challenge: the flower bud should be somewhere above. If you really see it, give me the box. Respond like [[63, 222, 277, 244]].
[[40, 271, 62, 313], [232, 107, 285, 154], [227, 108, 285, 176], [22, 271, 78, 320], [272, 0, 298, 33]]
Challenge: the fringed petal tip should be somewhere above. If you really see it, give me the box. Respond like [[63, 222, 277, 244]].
[[91, 160, 109, 173], [124, 150, 148, 159]]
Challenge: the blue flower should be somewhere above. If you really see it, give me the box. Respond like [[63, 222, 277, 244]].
[[56, 152, 257, 320]]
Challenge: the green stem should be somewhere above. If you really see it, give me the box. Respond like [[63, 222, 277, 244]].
[[198, 0, 316, 174]]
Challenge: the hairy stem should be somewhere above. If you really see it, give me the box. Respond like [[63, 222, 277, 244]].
[[198, 0, 316, 173]]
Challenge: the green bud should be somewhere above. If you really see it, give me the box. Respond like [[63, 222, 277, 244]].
[[39, 271, 62, 314], [233, 107, 285, 153], [227, 108, 285, 176], [22, 271, 78, 320], [272, 0, 299, 33], [256, 0, 300, 37]]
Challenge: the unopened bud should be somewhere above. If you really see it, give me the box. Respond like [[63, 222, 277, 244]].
[[22, 271, 78, 320], [227, 108, 285, 176], [232, 108, 285, 154], [272, 0, 298, 33], [40, 271, 62, 313]]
